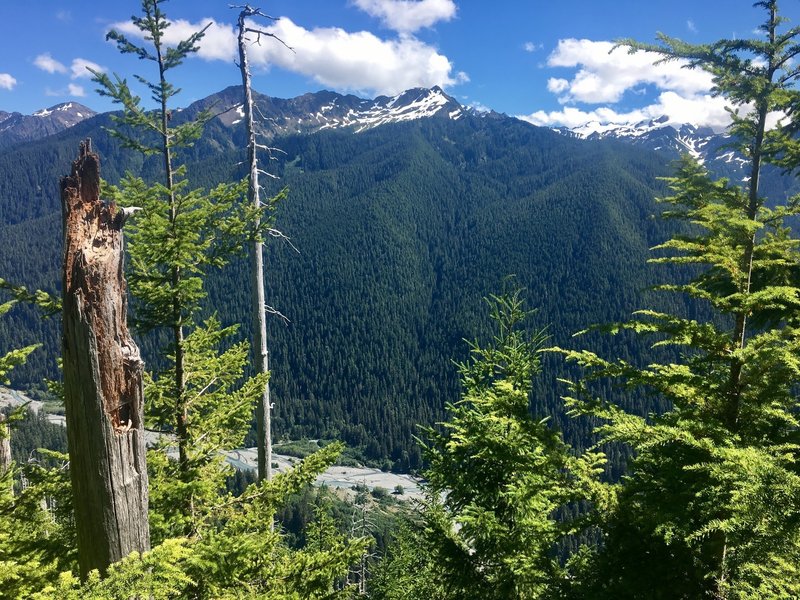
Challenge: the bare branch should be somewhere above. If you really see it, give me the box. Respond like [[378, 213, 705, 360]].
[[266, 228, 300, 254], [256, 168, 279, 179], [229, 4, 279, 21], [264, 304, 291, 325], [244, 27, 295, 53]]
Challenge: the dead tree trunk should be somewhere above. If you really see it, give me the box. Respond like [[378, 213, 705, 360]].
[[61, 140, 150, 577], [237, 6, 273, 482]]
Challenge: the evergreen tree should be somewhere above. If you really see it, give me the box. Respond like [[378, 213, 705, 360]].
[[0, 287, 74, 598], [0, 288, 40, 385], [559, 2, 800, 597], [93, 0, 262, 529], [420, 290, 608, 599]]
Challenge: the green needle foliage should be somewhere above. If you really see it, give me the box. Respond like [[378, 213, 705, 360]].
[[0, 452, 76, 600], [93, 0, 267, 527], [145, 317, 268, 542], [419, 290, 608, 599], [33, 445, 366, 599], [559, 2, 800, 597]]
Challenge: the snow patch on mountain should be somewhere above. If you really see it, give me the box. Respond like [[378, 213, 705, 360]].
[[554, 116, 750, 178], [205, 86, 466, 138], [313, 87, 463, 133], [0, 102, 97, 147]]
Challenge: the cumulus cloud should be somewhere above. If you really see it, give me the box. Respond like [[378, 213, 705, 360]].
[[547, 39, 713, 104], [547, 78, 569, 94], [109, 16, 466, 96], [520, 38, 739, 131], [71, 58, 105, 79], [35, 53, 68, 74], [352, 0, 456, 33], [68, 83, 86, 97], [524, 41, 541, 53], [108, 18, 237, 61], [467, 100, 490, 113], [251, 17, 465, 94], [0, 74, 16, 90], [518, 91, 732, 131]]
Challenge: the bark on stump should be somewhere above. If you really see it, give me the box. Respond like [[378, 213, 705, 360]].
[[61, 140, 150, 577]]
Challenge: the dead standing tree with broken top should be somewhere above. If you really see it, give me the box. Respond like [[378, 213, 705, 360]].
[[61, 140, 149, 577]]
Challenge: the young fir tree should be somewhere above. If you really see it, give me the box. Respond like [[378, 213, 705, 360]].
[[92, 0, 265, 531], [559, 2, 800, 597], [0, 288, 76, 598], [419, 290, 608, 600]]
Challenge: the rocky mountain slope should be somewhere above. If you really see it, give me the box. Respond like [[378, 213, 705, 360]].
[[555, 116, 749, 180], [0, 102, 96, 149]]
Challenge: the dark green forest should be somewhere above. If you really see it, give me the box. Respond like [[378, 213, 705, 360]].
[[2, 0, 800, 597], [0, 101, 686, 468]]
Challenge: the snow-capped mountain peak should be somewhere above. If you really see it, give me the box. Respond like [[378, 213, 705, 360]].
[[0, 102, 97, 148], [554, 115, 746, 175], [342, 86, 464, 133], [206, 86, 466, 137]]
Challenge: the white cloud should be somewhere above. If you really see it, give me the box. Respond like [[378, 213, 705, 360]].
[[110, 16, 465, 96], [547, 39, 714, 104], [547, 78, 569, 94], [68, 83, 86, 97], [71, 58, 105, 79], [524, 41, 541, 53], [252, 17, 464, 94], [467, 100, 490, 113], [518, 91, 732, 132], [0, 74, 16, 90], [522, 38, 739, 131], [352, 0, 456, 33], [109, 18, 237, 61], [35, 53, 68, 74], [687, 19, 697, 33]]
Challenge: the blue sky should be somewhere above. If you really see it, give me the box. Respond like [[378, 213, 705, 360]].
[[3, 1, 799, 130]]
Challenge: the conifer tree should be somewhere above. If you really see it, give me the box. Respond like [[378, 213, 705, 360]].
[[421, 290, 608, 599], [93, 0, 263, 528], [0, 290, 75, 598], [559, 2, 800, 597]]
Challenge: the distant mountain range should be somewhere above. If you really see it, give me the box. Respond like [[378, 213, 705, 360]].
[[0, 102, 96, 148], [1, 87, 749, 179], [553, 116, 749, 180]]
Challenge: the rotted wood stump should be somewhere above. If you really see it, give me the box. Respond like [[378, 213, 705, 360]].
[[61, 139, 150, 577]]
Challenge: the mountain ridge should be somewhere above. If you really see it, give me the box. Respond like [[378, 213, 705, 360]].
[[0, 102, 96, 148], [185, 84, 474, 138], [553, 117, 749, 178], [2, 87, 740, 174]]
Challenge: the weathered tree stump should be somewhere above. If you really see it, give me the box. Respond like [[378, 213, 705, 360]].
[[61, 139, 150, 577]]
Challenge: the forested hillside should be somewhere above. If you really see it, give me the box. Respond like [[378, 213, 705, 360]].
[[9, 72, 794, 467], [0, 104, 681, 466]]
